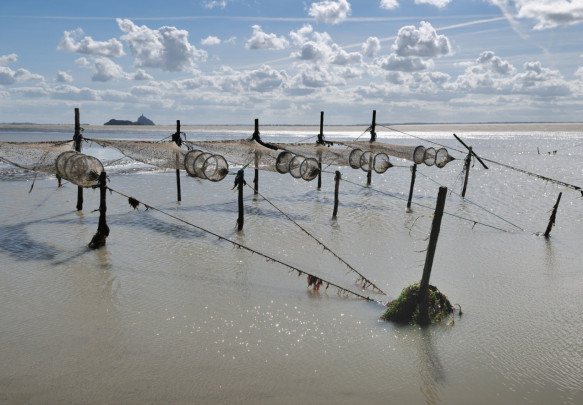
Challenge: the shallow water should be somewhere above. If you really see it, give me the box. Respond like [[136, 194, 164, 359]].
[[1, 124, 582, 404]]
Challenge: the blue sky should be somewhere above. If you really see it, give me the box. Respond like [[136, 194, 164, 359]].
[[1, 0, 582, 125]]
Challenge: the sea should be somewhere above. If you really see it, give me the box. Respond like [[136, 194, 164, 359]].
[[1, 123, 582, 404]]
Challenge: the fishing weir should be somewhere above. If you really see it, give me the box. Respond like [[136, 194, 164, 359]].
[[1, 108, 580, 324]]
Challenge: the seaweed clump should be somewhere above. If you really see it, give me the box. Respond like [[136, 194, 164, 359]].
[[381, 283, 453, 324]]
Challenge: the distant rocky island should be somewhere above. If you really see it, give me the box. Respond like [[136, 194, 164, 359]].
[[104, 114, 155, 126]]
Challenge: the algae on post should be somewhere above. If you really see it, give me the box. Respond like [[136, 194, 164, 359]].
[[381, 283, 453, 324]]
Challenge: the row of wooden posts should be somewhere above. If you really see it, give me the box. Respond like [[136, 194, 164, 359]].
[[46, 107, 565, 321], [68, 108, 561, 250]]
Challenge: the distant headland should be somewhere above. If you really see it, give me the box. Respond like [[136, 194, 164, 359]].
[[104, 114, 155, 126]]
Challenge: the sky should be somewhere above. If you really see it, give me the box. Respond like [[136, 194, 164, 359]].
[[1, 0, 582, 125]]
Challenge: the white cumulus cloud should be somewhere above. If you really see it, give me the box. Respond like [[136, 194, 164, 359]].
[[212, 65, 288, 93], [57, 29, 125, 57], [308, 0, 351, 24], [291, 29, 362, 66], [92, 58, 125, 82], [378, 54, 434, 72], [0, 54, 18, 66], [201, 36, 221, 46], [489, 0, 583, 30], [56, 71, 73, 83], [75, 57, 91, 67], [245, 25, 289, 50], [362, 37, 381, 58], [476, 51, 516, 75], [117, 19, 207, 72], [128, 69, 154, 81], [380, 0, 399, 10], [453, 51, 571, 97], [203, 0, 227, 9], [0, 66, 44, 85], [414, 0, 452, 8], [392, 21, 452, 58], [290, 25, 314, 46]]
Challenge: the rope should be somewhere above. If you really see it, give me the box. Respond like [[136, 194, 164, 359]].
[[415, 169, 525, 231], [244, 181, 386, 295], [323, 170, 510, 232], [106, 186, 377, 302], [376, 125, 582, 195], [296, 134, 319, 143], [377, 124, 460, 152], [481, 157, 583, 196], [352, 127, 372, 142]]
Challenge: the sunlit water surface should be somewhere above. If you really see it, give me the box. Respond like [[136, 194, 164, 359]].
[[1, 124, 582, 404]]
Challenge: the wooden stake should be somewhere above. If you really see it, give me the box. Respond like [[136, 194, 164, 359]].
[[236, 169, 245, 231], [88, 172, 109, 249], [74, 108, 83, 211], [333, 170, 341, 218], [419, 186, 447, 325], [544, 192, 562, 237], [461, 147, 472, 198], [407, 163, 417, 210], [253, 119, 259, 195], [317, 111, 324, 189], [254, 153, 259, 195], [370, 110, 377, 142], [173, 120, 182, 202], [366, 110, 376, 185]]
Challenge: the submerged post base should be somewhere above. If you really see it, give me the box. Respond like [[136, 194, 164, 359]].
[[381, 283, 453, 325], [88, 225, 109, 249]]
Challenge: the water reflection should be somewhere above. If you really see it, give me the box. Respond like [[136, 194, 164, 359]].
[[416, 327, 445, 405], [93, 247, 120, 307]]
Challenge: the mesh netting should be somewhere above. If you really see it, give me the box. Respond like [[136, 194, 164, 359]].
[[435, 148, 452, 168], [184, 149, 229, 181], [339, 141, 454, 168], [55, 151, 104, 187], [349, 149, 363, 169], [300, 157, 320, 181], [289, 155, 305, 179], [275, 151, 294, 174], [49, 136, 456, 182], [360, 151, 374, 172], [424, 147, 436, 166], [90, 139, 186, 170], [413, 146, 426, 164], [184, 139, 281, 171], [0, 141, 74, 174], [273, 143, 351, 168], [373, 153, 392, 174], [348, 148, 393, 174]]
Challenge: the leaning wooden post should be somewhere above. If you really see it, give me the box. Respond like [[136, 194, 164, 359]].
[[317, 111, 324, 189], [172, 120, 182, 202], [544, 192, 562, 237], [88, 172, 109, 249], [419, 186, 447, 325], [461, 147, 472, 198], [253, 119, 259, 196], [332, 170, 341, 218], [74, 108, 83, 211], [407, 163, 417, 211], [235, 169, 246, 231]]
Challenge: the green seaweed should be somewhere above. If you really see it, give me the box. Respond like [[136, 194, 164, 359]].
[[381, 283, 453, 325]]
